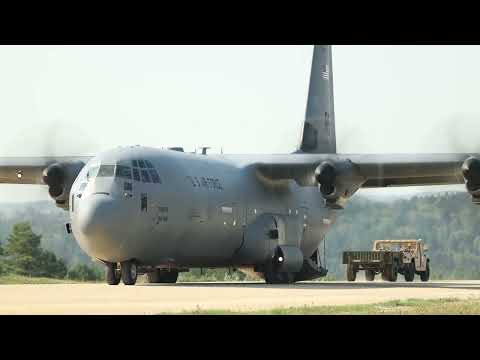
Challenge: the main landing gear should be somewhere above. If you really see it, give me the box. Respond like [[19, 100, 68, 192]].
[[146, 269, 179, 284], [105, 260, 138, 286]]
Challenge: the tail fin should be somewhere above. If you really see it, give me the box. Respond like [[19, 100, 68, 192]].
[[298, 45, 336, 154]]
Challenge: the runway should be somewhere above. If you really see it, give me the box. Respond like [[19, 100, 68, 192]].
[[1, 280, 480, 315]]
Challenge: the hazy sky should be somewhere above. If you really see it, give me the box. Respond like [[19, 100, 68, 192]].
[[0, 45, 478, 202]]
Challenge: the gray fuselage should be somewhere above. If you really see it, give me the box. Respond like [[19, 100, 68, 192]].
[[70, 146, 336, 269]]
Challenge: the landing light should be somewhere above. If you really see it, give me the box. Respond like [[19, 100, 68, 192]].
[[17, 171, 22, 179], [278, 257, 284, 262]]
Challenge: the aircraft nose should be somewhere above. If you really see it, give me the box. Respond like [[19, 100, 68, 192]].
[[74, 194, 130, 262], [78, 195, 115, 236]]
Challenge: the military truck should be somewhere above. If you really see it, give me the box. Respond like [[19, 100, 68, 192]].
[[342, 239, 430, 282]]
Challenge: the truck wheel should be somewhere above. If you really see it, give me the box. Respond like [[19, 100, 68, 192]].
[[383, 265, 397, 282], [365, 270, 375, 281], [347, 264, 356, 282], [381, 270, 389, 281], [390, 264, 398, 282], [404, 263, 415, 282], [420, 262, 430, 282], [121, 261, 138, 285]]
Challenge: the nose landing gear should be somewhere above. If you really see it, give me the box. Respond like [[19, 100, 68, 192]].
[[105, 262, 121, 285], [121, 261, 138, 285], [104, 261, 138, 286]]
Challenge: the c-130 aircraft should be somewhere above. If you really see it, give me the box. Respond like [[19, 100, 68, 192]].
[[1, 45, 479, 285]]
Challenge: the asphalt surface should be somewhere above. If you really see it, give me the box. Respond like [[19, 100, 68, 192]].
[[1, 280, 479, 314]]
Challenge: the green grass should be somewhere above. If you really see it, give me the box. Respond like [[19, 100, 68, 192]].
[[169, 297, 480, 315], [0, 274, 98, 284]]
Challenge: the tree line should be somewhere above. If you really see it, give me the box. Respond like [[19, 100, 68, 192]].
[[0, 222, 102, 281], [1, 192, 480, 281]]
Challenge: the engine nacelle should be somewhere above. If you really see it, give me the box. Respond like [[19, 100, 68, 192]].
[[42, 160, 85, 210], [462, 156, 480, 204], [314, 160, 362, 209]]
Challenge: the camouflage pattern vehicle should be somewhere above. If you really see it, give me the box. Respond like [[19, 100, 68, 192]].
[[342, 239, 430, 282]]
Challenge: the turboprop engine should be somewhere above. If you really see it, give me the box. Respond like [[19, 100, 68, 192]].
[[462, 156, 480, 204], [314, 160, 363, 209], [42, 160, 85, 210]]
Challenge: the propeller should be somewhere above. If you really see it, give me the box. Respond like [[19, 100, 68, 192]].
[[315, 162, 337, 197]]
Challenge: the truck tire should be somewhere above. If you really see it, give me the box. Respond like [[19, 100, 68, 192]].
[[404, 263, 415, 282], [365, 270, 375, 281], [390, 264, 398, 282], [420, 262, 430, 282], [347, 264, 356, 282], [383, 264, 398, 282]]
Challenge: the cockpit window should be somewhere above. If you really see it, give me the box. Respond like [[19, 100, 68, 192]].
[[115, 165, 132, 179], [132, 168, 140, 181], [138, 160, 146, 168], [145, 160, 154, 169], [149, 169, 161, 183], [87, 166, 99, 181], [132, 160, 139, 168], [97, 165, 115, 177], [141, 170, 151, 183], [79, 183, 88, 192]]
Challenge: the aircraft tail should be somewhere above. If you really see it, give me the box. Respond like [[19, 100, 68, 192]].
[[298, 45, 336, 154]]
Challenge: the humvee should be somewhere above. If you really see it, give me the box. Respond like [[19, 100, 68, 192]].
[[342, 239, 430, 282]]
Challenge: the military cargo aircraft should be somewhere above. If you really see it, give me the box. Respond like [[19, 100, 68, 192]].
[[1, 45, 478, 285]]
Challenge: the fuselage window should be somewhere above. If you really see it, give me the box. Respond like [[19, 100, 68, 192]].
[[115, 165, 132, 179], [141, 170, 151, 183], [97, 165, 115, 177], [138, 160, 146, 168], [149, 169, 161, 183], [132, 168, 140, 181], [145, 160, 154, 168], [132, 160, 139, 168]]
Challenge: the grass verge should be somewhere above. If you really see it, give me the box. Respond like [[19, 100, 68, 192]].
[[0, 274, 96, 284], [170, 297, 480, 315]]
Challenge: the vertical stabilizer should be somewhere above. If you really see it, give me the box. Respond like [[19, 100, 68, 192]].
[[298, 45, 336, 154]]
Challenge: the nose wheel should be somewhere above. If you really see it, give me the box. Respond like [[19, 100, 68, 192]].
[[105, 262, 121, 285], [121, 261, 138, 285]]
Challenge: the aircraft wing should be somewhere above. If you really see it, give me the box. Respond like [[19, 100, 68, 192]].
[[255, 153, 474, 188], [346, 154, 468, 188], [0, 156, 92, 185]]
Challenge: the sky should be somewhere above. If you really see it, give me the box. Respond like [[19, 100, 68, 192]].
[[0, 45, 479, 202]]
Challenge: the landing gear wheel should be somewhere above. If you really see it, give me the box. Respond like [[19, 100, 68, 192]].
[[365, 270, 375, 281], [346, 264, 357, 282], [106, 262, 121, 285], [121, 261, 138, 285], [420, 262, 430, 282], [147, 269, 179, 284], [404, 263, 415, 282], [264, 271, 294, 284]]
